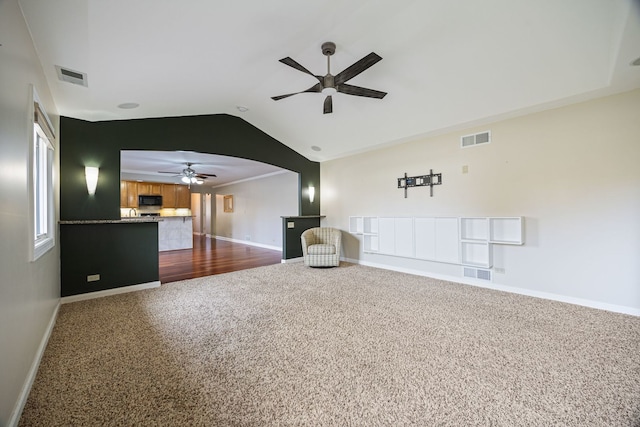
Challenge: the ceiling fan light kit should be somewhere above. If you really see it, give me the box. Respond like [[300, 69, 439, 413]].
[[272, 41, 387, 114], [159, 162, 216, 187]]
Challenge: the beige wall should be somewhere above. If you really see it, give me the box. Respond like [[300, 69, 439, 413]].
[[212, 171, 299, 249], [321, 89, 640, 312], [0, 0, 61, 424]]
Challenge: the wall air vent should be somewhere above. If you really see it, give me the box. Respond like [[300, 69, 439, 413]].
[[55, 65, 88, 87], [461, 130, 491, 148], [463, 267, 492, 281]]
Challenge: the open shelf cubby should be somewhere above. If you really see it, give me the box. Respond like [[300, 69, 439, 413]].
[[489, 217, 523, 245], [460, 217, 488, 241], [461, 241, 492, 268], [349, 216, 364, 234]]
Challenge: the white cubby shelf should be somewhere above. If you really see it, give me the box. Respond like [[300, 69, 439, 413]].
[[348, 216, 523, 269]]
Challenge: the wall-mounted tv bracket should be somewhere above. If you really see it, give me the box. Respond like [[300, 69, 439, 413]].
[[397, 169, 442, 198]]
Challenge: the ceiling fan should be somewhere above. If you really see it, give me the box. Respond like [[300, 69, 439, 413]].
[[272, 41, 387, 114], [158, 162, 216, 187]]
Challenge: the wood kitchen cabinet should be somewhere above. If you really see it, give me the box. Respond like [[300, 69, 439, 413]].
[[120, 180, 139, 208], [175, 185, 191, 208], [120, 181, 128, 207], [161, 184, 176, 208], [121, 180, 190, 209], [138, 182, 161, 195]]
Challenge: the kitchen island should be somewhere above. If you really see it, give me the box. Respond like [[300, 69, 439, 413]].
[[158, 216, 193, 251]]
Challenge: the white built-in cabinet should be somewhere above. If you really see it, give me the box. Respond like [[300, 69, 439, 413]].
[[349, 216, 523, 268]]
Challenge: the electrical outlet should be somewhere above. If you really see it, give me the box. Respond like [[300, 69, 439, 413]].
[[494, 268, 505, 274], [462, 165, 469, 174], [87, 274, 100, 282], [287, 222, 295, 229]]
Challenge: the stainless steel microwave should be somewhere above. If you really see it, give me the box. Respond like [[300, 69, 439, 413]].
[[138, 194, 163, 206]]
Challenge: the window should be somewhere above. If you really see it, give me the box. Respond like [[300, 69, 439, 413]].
[[30, 87, 56, 261]]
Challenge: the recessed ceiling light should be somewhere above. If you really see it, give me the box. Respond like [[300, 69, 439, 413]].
[[311, 146, 322, 152], [631, 57, 640, 66], [236, 106, 249, 112], [118, 102, 140, 109]]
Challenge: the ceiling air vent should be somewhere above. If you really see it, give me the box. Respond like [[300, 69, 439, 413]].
[[461, 130, 491, 148], [463, 267, 492, 281], [55, 65, 88, 87]]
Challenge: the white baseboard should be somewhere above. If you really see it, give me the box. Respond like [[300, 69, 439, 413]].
[[282, 257, 303, 264], [60, 281, 161, 304], [8, 301, 60, 427], [342, 257, 640, 317], [213, 235, 282, 252]]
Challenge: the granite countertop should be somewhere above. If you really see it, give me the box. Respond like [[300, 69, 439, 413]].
[[59, 217, 162, 225], [281, 215, 326, 219]]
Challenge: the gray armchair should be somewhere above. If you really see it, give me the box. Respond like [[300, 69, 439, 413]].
[[301, 227, 342, 267]]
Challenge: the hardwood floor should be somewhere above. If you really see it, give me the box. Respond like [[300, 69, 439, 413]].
[[159, 235, 283, 283]]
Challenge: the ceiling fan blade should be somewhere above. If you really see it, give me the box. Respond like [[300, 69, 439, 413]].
[[278, 57, 323, 83], [337, 83, 387, 99], [272, 83, 322, 101], [334, 52, 382, 85], [158, 171, 180, 174], [197, 173, 217, 177], [323, 96, 333, 114]]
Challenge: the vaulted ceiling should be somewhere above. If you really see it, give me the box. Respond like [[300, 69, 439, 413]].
[[19, 0, 640, 162]]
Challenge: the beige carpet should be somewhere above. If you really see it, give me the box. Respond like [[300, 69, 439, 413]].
[[20, 263, 640, 426]]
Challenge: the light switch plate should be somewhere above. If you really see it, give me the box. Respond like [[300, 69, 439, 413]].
[[87, 274, 100, 282], [287, 222, 295, 229]]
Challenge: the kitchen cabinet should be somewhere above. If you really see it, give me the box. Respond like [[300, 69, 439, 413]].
[[120, 181, 128, 207], [138, 182, 161, 195], [161, 184, 176, 208], [120, 180, 139, 208], [120, 180, 190, 209], [175, 185, 191, 208]]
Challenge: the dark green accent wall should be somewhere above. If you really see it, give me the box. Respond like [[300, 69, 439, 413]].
[[60, 223, 159, 297], [59, 114, 320, 296], [281, 217, 322, 259], [60, 114, 320, 221]]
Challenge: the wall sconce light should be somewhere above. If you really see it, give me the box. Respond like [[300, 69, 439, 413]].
[[308, 185, 315, 203], [85, 166, 99, 195]]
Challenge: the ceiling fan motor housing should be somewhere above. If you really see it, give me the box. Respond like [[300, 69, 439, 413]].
[[323, 74, 335, 89], [321, 41, 336, 56]]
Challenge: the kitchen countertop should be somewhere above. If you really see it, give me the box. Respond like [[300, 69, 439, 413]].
[[60, 217, 163, 225]]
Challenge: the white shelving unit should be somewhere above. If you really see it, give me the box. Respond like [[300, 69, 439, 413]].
[[489, 217, 523, 244], [350, 216, 380, 253], [460, 217, 491, 267], [349, 216, 523, 269], [349, 216, 364, 234]]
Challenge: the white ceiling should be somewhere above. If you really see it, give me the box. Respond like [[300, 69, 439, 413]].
[[19, 0, 640, 164], [120, 150, 290, 187]]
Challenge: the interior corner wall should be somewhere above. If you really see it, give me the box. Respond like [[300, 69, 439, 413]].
[[211, 171, 299, 248], [0, 0, 61, 425], [320, 89, 640, 312]]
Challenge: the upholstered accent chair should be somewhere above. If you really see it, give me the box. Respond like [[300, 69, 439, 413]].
[[301, 227, 342, 267]]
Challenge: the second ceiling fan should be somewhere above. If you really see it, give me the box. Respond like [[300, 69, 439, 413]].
[[272, 42, 387, 114], [158, 162, 216, 187]]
